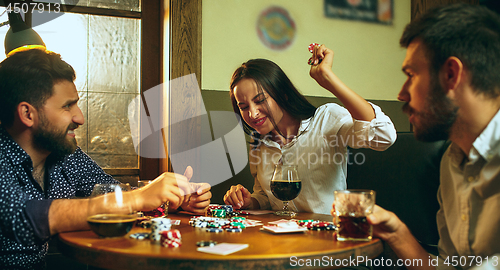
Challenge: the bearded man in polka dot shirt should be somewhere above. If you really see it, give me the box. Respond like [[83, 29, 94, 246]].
[[0, 49, 212, 269]]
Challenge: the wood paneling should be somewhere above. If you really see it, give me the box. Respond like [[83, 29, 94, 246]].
[[140, 0, 164, 180], [168, 0, 203, 178], [170, 0, 202, 84]]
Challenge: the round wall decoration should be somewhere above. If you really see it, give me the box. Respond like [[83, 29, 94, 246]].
[[256, 6, 296, 51]]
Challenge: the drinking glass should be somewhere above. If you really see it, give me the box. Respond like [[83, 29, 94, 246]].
[[334, 189, 376, 241], [87, 183, 136, 238], [138, 180, 169, 217], [270, 163, 301, 217]]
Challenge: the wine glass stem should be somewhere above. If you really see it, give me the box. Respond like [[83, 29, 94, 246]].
[[283, 201, 289, 212]]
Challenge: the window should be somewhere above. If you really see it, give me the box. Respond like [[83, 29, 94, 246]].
[[0, 1, 194, 183]]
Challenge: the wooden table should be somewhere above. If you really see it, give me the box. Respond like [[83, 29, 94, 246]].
[[58, 212, 383, 270]]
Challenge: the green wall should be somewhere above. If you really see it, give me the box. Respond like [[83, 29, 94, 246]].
[[202, 0, 410, 101]]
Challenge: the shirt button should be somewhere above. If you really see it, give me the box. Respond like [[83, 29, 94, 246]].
[[467, 176, 475, 182], [461, 214, 467, 221]]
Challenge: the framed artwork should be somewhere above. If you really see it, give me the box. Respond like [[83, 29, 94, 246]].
[[256, 6, 296, 51], [324, 0, 393, 25]]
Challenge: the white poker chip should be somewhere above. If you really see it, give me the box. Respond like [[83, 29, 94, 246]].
[[129, 233, 149, 240], [206, 228, 223, 233]]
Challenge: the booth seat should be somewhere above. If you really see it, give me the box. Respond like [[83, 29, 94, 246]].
[[347, 132, 450, 254]]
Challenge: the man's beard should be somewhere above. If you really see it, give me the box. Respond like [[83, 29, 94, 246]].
[[33, 113, 79, 157], [403, 76, 458, 142]]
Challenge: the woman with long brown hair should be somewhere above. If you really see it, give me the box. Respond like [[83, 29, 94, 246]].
[[223, 44, 396, 215]]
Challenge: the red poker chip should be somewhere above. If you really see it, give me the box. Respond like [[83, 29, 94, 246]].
[[312, 222, 331, 227], [161, 229, 181, 240], [308, 43, 319, 53], [162, 238, 182, 248]]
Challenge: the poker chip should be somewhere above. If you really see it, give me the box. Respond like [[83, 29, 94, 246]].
[[206, 228, 223, 233], [225, 227, 243, 232], [213, 209, 226, 218], [161, 229, 182, 240], [221, 205, 233, 213], [308, 43, 320, 53], [150, 217, 172, 241], [160, 229, 182, 248], [197, 240, 218, 247], [298, 219, 314, 223], [230, 222, 246, 228], [163, 238, 182, 248], [190, 204, 253, 232], [129, 233, 150, 240], [308, 222, 336, 231]]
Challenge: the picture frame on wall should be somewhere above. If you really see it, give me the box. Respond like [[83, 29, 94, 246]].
[[324, 0, 393, 25]]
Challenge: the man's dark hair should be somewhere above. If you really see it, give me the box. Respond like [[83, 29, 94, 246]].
[[0, 49, 75, 127], [400, 3, 500, 98], [229, 58, 317, 142]]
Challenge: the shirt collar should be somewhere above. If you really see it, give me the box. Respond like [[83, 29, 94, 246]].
[[470, 108, 500, 162], [260, 116, 313, 149], [0, 125, 32, 166]]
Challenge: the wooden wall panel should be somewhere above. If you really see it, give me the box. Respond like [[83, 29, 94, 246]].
[[168, 0, 203, 178], [140, 0, 163, 180], [170, 0, 202, 83]]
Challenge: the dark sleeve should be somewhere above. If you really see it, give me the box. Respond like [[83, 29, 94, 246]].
[[24, 199, 53, 243], [0, 163, 51, 246]]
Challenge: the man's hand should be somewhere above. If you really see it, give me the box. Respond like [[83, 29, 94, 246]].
[[135, 171, 190, 211], [367, 205, 405, 244], [180, 182, 212, 215], [178, 166, 212, 215]]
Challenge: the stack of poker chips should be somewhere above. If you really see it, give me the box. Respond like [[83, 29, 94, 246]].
[[297, 220, 336, 231], [150, 217, 172, 241], [160, 229, 182, 247], [189, 216, 246, 233], [206, 204, 250, 217]]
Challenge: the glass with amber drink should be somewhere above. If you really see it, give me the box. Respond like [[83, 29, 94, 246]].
[[87, 183, 136, 238], [334, 189, 376, 241]]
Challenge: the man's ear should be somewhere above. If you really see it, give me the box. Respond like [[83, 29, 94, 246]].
[[17, 102, 38, 128], [441, 56, 464, 95]]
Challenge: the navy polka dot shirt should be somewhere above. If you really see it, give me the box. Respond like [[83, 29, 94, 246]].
[[0, 126, 119, 269]]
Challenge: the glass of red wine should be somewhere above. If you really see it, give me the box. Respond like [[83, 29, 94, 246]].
[[87, 183, 137, 238], [270, 163, 301, 217]]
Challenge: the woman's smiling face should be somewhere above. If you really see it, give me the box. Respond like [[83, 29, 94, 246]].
[[233, 78, 284, 135]]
